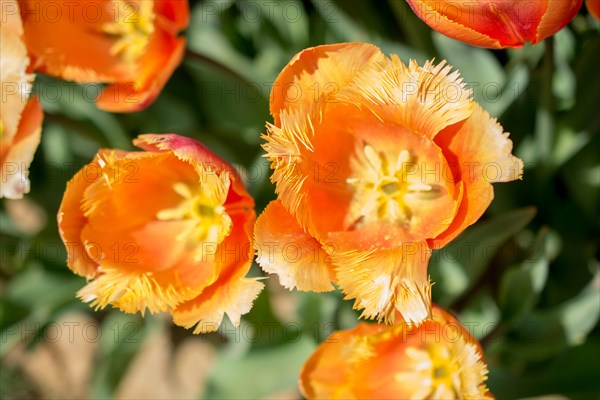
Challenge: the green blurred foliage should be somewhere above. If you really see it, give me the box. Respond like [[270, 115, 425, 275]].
[[1, 1, 599, 399]]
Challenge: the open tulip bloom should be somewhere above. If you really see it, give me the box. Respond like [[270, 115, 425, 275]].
[[18, 0, 188, 111], [255, 43, 523, 326], [58, 134, 263, 333], [0, 0, 43, 199], [300, 305, 493, 399]]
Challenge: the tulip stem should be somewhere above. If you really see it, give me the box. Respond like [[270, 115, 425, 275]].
[[535, 37, 555, 169], [184, 49, 249, 84]]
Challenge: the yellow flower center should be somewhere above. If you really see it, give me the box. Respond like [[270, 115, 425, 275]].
[[157, 168, 233, 247], [395, 340, 490, 399], [348, 144, 444, 226], [103, 0, 155, 63]]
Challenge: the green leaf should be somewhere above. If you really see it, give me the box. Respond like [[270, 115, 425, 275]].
[[488, 341, 600, 399], [500, 271, 600, 361], [205, 337, 315, 399], [4, 264, 82, 315], [498, 230, 549, 323], [430, 207, 537, 306], [458, 292, 500, 340]]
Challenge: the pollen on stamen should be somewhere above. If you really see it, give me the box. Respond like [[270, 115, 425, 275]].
[[102, 0, 155, 64], [156, 172, 233, 246]]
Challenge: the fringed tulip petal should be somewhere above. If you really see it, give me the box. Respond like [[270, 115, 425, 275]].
[[270, 42, 385, 123], [331, 240, 432, 326], [255, 201, 335, 292], [172, 276, 264, 334], [300, 306, 493, 399], [59, 134, 258, 332], [260, 43, 523, 325], [342, 56, 473, 140], [1, 0, 42, 199], [77, 264, 201, 314], [431, 104, 523, 248], [300, 323, 385, 400], [172, 212, 263, 333]]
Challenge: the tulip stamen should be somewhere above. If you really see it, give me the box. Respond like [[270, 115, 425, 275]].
[[394, 341, 488, 399], [348, 144, 446, 227], [157, 169, 232, 246], [103, 0, 155, 63]]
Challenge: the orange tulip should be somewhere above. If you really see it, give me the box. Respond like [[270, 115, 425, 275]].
[[255, 43, 523, 326], [406, 0, 582, 48], [1, 0, 43, 199], [18, 0, 188, 112], [300, 305, 493, 399], [58, 134, 262, 333]]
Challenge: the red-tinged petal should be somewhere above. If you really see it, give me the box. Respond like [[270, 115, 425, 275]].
[[536, 0, 583, 43], [96, 32, 185, 112], [270, 43, 385, 123], [329, 238, 432, 326], [134, 133, 252, 209], [407, 0, 581, 48], [1, 97, 43, 199], [405, 0, 503, 48], [432, 103, 523, 248], [587, 0, 600, 19], [172, 213, 262, 333], [254, 200, 335, 292], [134, 133, 229, 168], [20, 0, 134, 82], [155, 0, 190, 31]]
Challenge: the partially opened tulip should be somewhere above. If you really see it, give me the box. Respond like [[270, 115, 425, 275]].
[[301, 306, 492, 399], [255, 43, 523, 326], [18, 0, 188, 112], [58, 134, 262, 333], [406, 0, 582, 48], [1, 0, 43, 199]]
